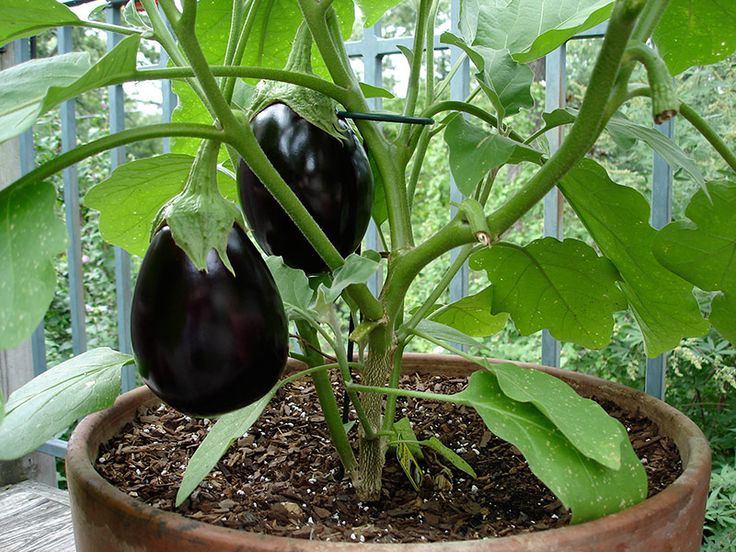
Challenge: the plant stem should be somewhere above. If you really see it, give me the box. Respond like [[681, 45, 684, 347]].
[[398, 243, 475, 342], [78, 20, 141, 36], [624, 42, 678, 123], [406, 130, 431, 210], [295, 321, 357, 475], [347, 382, 465, 406], [222, 0, 261, 103], [133, 66, 350, 104], [398, 0, 432, 148], [679, 103, 736, 173], [381, 342, 406, 433], [9, 124, 225, 194], [220, 0, 246, 89], [424, 0, 440, 106]]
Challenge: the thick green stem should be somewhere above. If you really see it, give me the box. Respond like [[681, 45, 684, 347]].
[[354, 326, 395, 501], [295, 321, 357, 476], [398, 0, 431, 147], [9, 124, 225, 194], [424, 0, 440, 106]]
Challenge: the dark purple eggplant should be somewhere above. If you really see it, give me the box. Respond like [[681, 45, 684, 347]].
[[237, 102, 374, 274], [131, 225, 288, 417]]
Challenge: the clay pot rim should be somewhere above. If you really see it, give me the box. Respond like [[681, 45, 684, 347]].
[[66, 353, 711, 550]]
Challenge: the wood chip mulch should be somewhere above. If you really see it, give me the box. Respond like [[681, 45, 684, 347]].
[[95, 373, 682, 543]]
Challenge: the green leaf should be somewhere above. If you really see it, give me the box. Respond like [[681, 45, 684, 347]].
[[0, 34, 141, 144], [0, 348, 131, 460], [468, 0, 614, 63], [653, 181, 736, 343], [421, 437, 477, 478], [368, 151, 388, 226], [711, 294, 736, 344], [559, 159, 709, 356], [0, 53, 89, 144], [265, 256, 313, 313], [393, 417, 424, 460], [653, 0, 736, 75], [176, 392, 272, 507], [0, 181, 66, 349], [84, 154, 237, 257], [414, 319, 488, 351], [469, 238, 626, 349], [440, 33, 533, 120], [605, 114, 705, 187], [488, 363, 623, 469], [444, 116, 543, 195], [430, 287, 508, 337], [0, 0, 79, 46], [359, 82, 394, 99], [454, 370, 647, 523], [355, 0, 401, 28], [317, 252, 381, 306]]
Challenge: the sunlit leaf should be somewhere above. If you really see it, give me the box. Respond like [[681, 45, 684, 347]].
[[0, 0, 79, 46], [0, 348, 131, 460], [430, 287, 508, 337], [653, 0, 736, 75]]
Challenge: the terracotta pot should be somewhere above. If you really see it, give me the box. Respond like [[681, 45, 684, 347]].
[[67, 353, 711, 551]]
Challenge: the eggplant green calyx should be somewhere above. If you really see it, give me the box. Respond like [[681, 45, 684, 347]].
[[247, 22, 346, 142], [152, 139, 243, 274]]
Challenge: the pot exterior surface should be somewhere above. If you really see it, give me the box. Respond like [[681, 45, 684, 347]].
[[67, 354, 711, 552]]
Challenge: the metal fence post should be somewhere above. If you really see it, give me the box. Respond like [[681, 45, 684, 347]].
[[59, 26, 88, 356], [645, 118, 674, 400], [107, 3, 135, 391], [541, 45, 566, 368], [448, 0, 470, 307]]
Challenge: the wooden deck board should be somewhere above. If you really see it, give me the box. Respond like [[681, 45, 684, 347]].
[[0, 480, 75, 552]]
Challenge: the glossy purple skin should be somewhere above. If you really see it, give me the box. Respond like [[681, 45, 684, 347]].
[[237, 103, 374, 274], [131, 225, 288, 417]]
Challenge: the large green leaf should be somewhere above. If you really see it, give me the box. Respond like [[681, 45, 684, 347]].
[[488, 363, 623, 469], [454, 370, 647, 523], [653, 0, 736, 75], [469, 238, 626, 349], [429, 287, 508, 337], [0, 0, 79, 46], [0, 54, 88, 144], [444, 116, 543, 195], [176, 392, 273, 506], [710, 294, 736, 344], [0, 181, 66, 349], [0, 34, 141, 145], [560, 159, 709, 356], [653, 181, 736, 343], [0, 348, 131, 460], [84, 154, 237, 257], [466, 0, 614, 63], [440, 33, 533, 121]]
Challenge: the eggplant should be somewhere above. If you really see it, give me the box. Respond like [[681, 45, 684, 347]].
[[131, 225, 288, 416], [237, 102, 374, 274]]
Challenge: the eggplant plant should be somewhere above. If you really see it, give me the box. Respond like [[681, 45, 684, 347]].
[[0, 0, 735, 525]]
